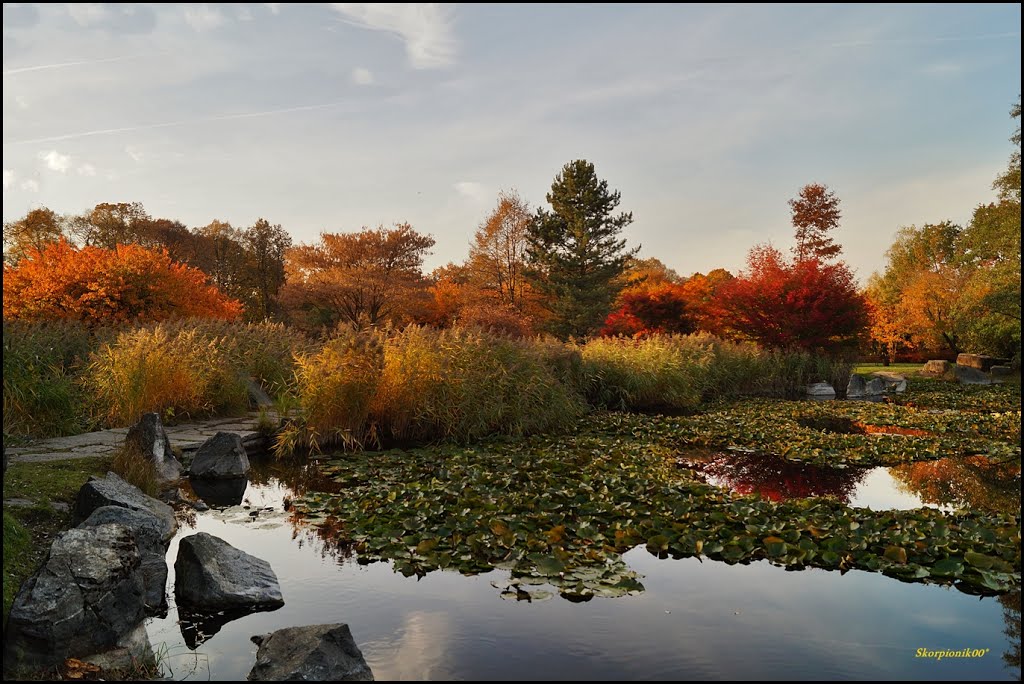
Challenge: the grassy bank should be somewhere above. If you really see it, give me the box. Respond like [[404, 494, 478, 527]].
[[2, 456, 113, 621]]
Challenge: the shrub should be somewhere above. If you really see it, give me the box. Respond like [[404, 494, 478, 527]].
[[111, 443, 159, 497], [86, 325, 248, 426]]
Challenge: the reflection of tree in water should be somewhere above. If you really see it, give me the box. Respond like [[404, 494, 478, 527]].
[[1002, 591, 1021, 680], [888, 456, 1021, 515], [247, 454, 344, 496], [681, 451, 868, 503]]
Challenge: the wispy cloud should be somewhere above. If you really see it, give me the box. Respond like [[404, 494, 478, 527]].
[[3, 53, 152, 76], [331, 4, 456, 69], [6, 99, 368, 146], [21, 179, 40, 192], [184, 4, 226, 32], [3, 169, 14, 191], [125, 145, 144, 162], [66, 3, 108, 28], [77, 163, 97, 177], [352, 66, 374, 85], [39, 150, 72, 173], [15, 95, 30, 109], [264, 3, 281, 15], [453, 181, 486, 201]]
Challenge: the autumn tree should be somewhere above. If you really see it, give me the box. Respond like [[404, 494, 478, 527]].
[[2, 239, 242, 324], [526, 160, 638, 338], [875, 222, 970, 355], [789, 183, 842, 262], [716, 245, 868, 352], [3, 207, 67, 263], [70, 202, 153, 248], [280, 224, 434, 330], [467, 190, 531, 310], [601, 283, 695, 337], [679, 268, 734, 335], [243, 218, 291, 320], [864, 275, 915, 365]]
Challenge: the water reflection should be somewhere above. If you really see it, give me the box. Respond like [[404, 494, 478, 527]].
[[680, 451, 868, 503], [190, 477, 248, 507], [889, 456, 1021, 515], [1001, 592, 1021, 680], [179, 606, 280, 650]]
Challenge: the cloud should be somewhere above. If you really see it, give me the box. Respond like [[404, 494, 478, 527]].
[[67, 3, 108, 27], [3, 53, 153, 76], [236, 5, 253, 21], [3, 169, 14, 190], [21, 178, 40, 192], [184, 4, 225, 32], [453, 181, 486, 201], [331, 4, 456, 69], [3, 4, 40, 29], [352, 67, 374, 85], [125, 145, 144, 162], [39, 149, 72, 173], [264, 3, 281, 14], [77, 163, 97, 176], [15, 95, 30, 109]]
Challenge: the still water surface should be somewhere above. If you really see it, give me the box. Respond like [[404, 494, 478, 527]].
[[147, 455, 1020, 681]]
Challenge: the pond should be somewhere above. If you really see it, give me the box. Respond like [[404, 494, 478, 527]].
[[147, 452, 1020, 681]]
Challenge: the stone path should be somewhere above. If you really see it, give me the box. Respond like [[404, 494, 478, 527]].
[[6, 414, 269, 464]]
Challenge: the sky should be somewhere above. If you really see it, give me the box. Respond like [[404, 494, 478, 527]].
[[2, 3, 1020, 280]]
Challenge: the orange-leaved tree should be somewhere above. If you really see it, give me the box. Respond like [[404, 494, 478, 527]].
[[2, 239, 243, 324]]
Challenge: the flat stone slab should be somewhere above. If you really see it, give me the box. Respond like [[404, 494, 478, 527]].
[[7, 414, 267, 464]]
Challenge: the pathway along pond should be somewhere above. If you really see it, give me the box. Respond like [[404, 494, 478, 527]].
[[148, 449, 1020, 681]]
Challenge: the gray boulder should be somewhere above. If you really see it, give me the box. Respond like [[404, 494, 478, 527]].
[[175, 532, 284, 610], [80, 622, 155, 675], [2, 524, 146, 673], [846, 374, 867, 398], [864, 377, 888, 395], [248, 624, 374, 681], [191, 432, 251, 480], [76, 472, 177, 542], [245, 376, 274, 408], [990, 365, 1013, 378], [78, 506, 169, 614], [871, 372, 907, 393], [125, 412, 182, 482], [806, 382, 836, 398], [922, 359, 952, 375], [955, 365, 993, 385]]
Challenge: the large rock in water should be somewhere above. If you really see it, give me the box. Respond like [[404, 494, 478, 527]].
[[2, 524, 146, 673], [922, 359, 952, 375], [78, 506, 169, 614], [190, 476, 248, 507], [248, 624, 374, 681], [846, 374, 867, 399], [76, 472, 177, 542], [125, 412, 182, 482], [175, 533, 284, 610], [864, 377, 888, 395], [955, 365, 994, 385], [871, 371, 907, 393], [806, 382, 836, 398], [190, 432, 251, 480]]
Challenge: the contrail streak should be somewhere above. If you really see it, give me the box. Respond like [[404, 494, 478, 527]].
[[3, 100, 358, 146], [3, 54, 154, 76]]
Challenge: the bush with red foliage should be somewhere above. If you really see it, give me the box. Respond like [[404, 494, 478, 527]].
[[715, 245, 867, 352], [601, 283, 696, 337]]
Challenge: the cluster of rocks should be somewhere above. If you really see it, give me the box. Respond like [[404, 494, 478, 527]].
[[806, 372, 907, 400], [3, 413, 373, 681], [921, 354, 1013, 386]]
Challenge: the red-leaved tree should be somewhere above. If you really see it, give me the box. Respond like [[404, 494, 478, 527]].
[[2, 239, 243, 324], [715, 245, 867, 351], [601, 283, 695, 337]]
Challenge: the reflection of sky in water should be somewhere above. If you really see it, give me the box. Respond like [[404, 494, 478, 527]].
[[149, 472, 1018, 681]]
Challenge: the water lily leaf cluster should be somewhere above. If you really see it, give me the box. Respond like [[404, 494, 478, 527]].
[[292, 423, 1020, 598], [595, 398, 1020, 467]]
